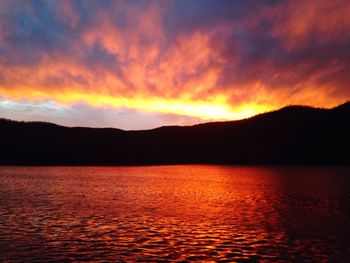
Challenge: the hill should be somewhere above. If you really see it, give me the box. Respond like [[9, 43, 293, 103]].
[[0, 102, 349, 165]]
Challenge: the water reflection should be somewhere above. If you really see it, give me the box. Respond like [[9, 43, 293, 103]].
[[0, 165, 350, 261]]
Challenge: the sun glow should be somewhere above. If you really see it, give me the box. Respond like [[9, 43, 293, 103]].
[[0, 87, 271, 121], [1, 0, 349, 128], [45, 92, 271, 121]]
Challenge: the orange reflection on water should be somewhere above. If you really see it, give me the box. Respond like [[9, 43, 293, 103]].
[[0, 165, 349, 261]]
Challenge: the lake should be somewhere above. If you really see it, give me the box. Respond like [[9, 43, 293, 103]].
[[0, 165, 350, 262]]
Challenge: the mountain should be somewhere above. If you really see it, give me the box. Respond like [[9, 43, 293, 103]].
[[1, 101, 349, 165]]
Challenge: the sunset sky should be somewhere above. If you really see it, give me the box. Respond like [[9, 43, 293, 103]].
[[0, 0, 349, 129]]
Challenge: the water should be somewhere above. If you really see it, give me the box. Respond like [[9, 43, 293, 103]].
[[0, 165, 350, 262]]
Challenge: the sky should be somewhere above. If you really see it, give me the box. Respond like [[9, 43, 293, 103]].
[[0, 0, 349, 130]]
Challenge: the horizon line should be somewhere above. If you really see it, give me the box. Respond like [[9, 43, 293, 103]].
[[1, 100, 349, 131]]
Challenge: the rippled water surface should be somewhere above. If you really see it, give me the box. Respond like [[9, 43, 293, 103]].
[[1, 165, 350, 262]]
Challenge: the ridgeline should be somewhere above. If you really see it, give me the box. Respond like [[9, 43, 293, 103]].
[[1, 102, 349, 166]]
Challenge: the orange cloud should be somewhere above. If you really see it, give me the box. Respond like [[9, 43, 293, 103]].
[[0, 0, 349, 127]]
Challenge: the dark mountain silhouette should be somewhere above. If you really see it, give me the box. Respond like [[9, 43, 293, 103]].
[[1, 101, 349, 165]]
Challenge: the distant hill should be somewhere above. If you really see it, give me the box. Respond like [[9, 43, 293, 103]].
[[1, 101, 350, 165]]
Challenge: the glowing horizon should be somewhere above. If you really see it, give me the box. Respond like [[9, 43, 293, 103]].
[[1, 0, 349, 129]]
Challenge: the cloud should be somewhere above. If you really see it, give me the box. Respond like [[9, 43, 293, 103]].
[[0, 0, 349, 128], [0, 98, 203, 130]]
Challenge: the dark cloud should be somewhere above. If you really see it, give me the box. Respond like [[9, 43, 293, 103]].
[[214, 0, 350, 102], [0, 0, 349, 128]]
